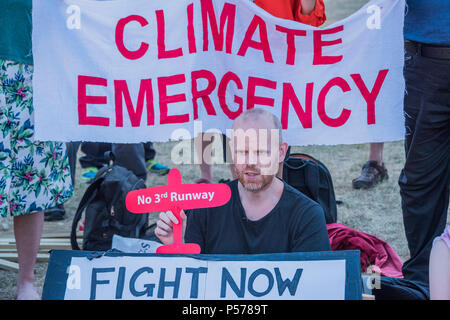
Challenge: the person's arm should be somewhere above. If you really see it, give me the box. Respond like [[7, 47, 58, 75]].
[[301, 0, 316, 15], [429, 239, 450, 300], [297, 0, 326, 27], [154, 208, 206, 249]]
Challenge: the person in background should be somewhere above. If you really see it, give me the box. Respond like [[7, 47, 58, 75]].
[[43, 0, 171, 222], [79, 142, 170, 182], [429, 226, 450, 300], [43, 141, 170, 221], [0, 0, 74, 299], [399, 0, 450, 293], [195, 0, 326, 184]]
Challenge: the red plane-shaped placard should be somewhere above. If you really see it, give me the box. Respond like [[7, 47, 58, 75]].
[[126, 168, 231, 254]]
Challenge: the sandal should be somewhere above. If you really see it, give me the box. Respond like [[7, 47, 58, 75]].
[[352, 161, 389, 189], [195, 178, 212, 184]]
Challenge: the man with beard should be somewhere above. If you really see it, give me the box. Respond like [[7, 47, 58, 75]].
[[155, 109, 330, 254]]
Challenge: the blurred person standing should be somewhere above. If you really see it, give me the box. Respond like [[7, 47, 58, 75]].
[[0, 0, 73, 299], [399, 0, 450, 292]]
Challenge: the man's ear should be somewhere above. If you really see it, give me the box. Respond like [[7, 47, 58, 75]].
[[276, 142, 288, 179], [279, 142, 289, 163]]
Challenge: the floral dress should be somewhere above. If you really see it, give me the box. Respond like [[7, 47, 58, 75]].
[[0, 59, 73, 217]]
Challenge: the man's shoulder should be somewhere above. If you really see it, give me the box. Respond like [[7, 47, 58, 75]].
[[282, 181, 323, 213]]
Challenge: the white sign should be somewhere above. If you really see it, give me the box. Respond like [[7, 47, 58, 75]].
[[32, 0, 405, 146], [63, 255, 346, 300], [111, 235, 162, 254]]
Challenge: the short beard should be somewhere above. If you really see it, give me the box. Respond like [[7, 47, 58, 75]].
[[237, 170, 274, 192]]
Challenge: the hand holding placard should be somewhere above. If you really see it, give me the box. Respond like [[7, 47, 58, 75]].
[[126, 168, 231, 254], [155, 208, 187, 245]]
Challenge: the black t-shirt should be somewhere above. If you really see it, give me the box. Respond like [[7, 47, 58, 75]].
[[185, 179, 331, 254]]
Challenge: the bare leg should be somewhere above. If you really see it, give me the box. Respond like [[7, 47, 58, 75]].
[[194, 133, 214, 183], [198, 162, 213, 182], [368, 142, 384, 164], [13, 211, 44, 300]]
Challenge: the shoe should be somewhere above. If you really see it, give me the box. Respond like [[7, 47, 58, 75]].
[[146, 159, 170, 175], [352, 161, 389, 189], [195, 178, 212, 184], [80, 167, 99, 182], [44, 204, 65, 221]]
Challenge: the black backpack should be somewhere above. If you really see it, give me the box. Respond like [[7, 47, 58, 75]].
[[71, 152, 149, 251], [282, 153, 337, 224]]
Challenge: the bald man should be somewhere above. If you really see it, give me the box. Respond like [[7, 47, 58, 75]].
[[155, 109, 330, 254]]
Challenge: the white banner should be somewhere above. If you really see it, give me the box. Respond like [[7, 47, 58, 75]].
[[32, 0, 405, 146], [64, 255, 346, 300]]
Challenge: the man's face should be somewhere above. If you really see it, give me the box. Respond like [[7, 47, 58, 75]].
[[229, 119, 286, 192]]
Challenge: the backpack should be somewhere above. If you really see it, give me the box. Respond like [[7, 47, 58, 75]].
[[71, 152, 149, 251], [282, 153, 337, 224]]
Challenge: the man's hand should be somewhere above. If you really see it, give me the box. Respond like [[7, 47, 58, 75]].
[[155, 209, 187, 245], [301, 0, 316, 15]]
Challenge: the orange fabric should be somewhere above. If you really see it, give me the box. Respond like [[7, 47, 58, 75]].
[[253, 0, 326, 27]]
